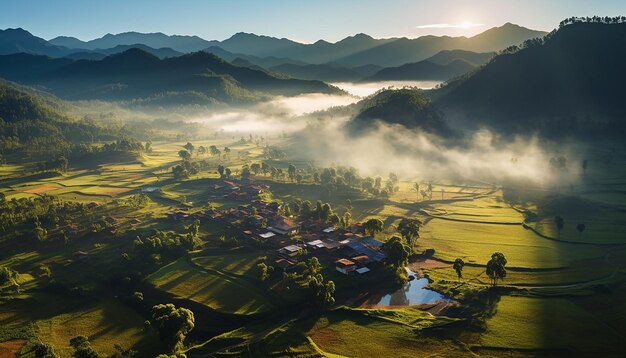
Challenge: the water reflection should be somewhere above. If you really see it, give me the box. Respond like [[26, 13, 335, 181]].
[[375, 270, 450, 306]]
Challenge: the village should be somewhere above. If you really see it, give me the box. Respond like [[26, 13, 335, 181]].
[[166, 178, 388, 278]]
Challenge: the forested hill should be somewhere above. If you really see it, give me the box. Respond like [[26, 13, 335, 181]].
[[349, 88, 450, 136], [0, 49, 340, 104], [433, 20, 626, 135], [0, 81, 136, 159]]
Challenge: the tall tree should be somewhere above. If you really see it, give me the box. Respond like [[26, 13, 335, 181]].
[[397, 218, 421, 250], [453, 258, 465, 281], [486, 252, 507, 286], [554, 216, 564, 237], [151, 304, 195, 353], [364, 218, 384, 236]]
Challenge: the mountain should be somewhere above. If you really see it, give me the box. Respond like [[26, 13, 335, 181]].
[[50, 31, 212, 52], [94, 44, 182, 58], [424, 49, 495, 66], [433, 21, 626, 135], [348, 88, 449, 136], [269, 63, 370, 82], [216, 32, 301, 57], [362, 59, 476, 82], [0, 28, 72, 57], [0, 49, 339, 103], [467, 22, 547, 52], [203, 46, 307, 68], [212, 24, 546, 67]]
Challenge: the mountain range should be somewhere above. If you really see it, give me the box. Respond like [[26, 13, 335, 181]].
[[2, 24, 545, 69], [0, 49, 339, 104]]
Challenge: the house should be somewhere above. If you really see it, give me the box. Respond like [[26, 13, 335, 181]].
[[351, 255, 371, 266], [104, 216, 118, 224], [248, 215, 264, 225], [278, 244, 302, 258], [322, 227, 336, 234], [356, 267, 371, 274], [259, 232, 276, 239], [335, 258, 356, 275], [268, 217, 298, 235], [274, 258, 296, 271], [306, 239, 326, 250], [168, 211, 189, 221], [346, 237, 386, 262]]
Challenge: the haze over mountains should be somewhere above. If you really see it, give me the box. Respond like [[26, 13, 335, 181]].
[[4, 19, 625, 137]]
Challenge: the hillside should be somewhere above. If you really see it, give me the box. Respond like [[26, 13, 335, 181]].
[[424, 49, 496, 66], [348, 88, 449, 136], [362, 59, 475, 82], [269, 63, 369, 82], [0, 49, 340, 103], [433, 21, 626, 135]]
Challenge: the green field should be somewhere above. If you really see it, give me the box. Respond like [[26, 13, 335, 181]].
[[146, 258, 274, 315]]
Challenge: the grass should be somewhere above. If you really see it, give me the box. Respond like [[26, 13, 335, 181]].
[[482, 296, 625, 354], [35, 298, 161, 357], [191, 252, 265, 278], [419, 219, 606, 269], [146, 258, 274, 315], [303, 309, 469, 357]]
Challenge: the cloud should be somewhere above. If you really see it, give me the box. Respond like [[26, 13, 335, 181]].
[[416, 22, 484, 29]]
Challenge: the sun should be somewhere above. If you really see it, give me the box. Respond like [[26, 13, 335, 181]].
[[461, 21, 473, 29]]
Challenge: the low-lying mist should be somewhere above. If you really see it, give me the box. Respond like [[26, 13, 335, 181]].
[[73, 86, 580, 187]]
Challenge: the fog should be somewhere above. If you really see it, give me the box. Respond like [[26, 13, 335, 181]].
[[294, 120, 570, 185], [95, 81, 575, 186], [331, 81, 442, 97]]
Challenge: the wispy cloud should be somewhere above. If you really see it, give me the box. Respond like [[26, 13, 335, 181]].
[[416, 22, 484, 29]]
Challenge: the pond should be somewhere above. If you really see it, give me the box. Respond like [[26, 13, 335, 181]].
[[375, 269, 451, 306]]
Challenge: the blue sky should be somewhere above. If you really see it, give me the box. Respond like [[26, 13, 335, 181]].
[[2, 0, 625, 42]]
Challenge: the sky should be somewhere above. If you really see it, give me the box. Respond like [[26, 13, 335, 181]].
[[2, 0, 626, 43]]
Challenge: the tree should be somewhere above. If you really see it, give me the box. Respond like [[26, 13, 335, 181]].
[[364, 218, 384, 236], [183, 142, 194, 155], [225, 167, 232, 179], [582, 159, 588, 174], [453, 258, 465, 281], [34, 221, 47, 241], [382, 236, 410, 268], [257, 262, 269, 281], [178, 150, 191, 161], [241, 165, 251, 181], [486, 252, 507, 286], [288, 164, 296, 182], [250, 163, 261, 175], [151, 304, 195, 353], [413, 182, 420, 200], [554, 216, 564, 237], [34, 342, 58, 358], [217, 165, 225, 178], [577, 223, 586, 237], [69, 336, 99, 358], [308, 273, 335, 308], [397, 218, 421, 250], [209, 145, 219, 157], [261, 162, 270, 176], [342, 212, 352, 228]]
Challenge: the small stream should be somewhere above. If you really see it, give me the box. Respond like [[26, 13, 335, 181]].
[[374, 269, 451, 306]]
